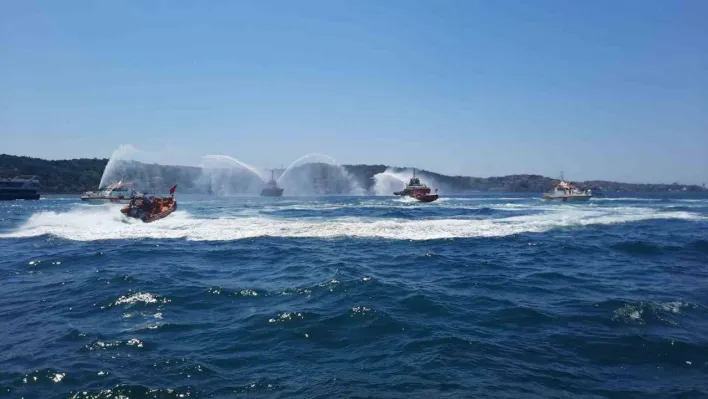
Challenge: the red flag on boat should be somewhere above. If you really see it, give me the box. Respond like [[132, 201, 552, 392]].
[[169, 185, 177, 196]]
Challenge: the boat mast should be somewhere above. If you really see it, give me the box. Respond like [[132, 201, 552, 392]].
[[265, 168, 278, 185]]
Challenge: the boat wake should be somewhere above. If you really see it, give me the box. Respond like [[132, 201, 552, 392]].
[[1, 204, 704, 242]]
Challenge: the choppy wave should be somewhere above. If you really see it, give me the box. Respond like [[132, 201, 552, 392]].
[[3, 194, 708, 398], [435, 196, 527, 202], [68, 386, 197, 399], [1, 204, 704, 241], [611, 300, 704, 326], [591, 197, 663, 202]]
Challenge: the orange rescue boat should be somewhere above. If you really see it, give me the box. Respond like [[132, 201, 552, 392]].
[[121, 185, 178, 223]]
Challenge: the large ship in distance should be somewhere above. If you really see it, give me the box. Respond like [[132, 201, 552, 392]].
[[542, 173, 592, 201], [260, 169, 284, 197], [0, 175, 41, 200]]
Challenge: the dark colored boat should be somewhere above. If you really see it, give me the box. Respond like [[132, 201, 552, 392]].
[[0, 175, 41, 200], [261, 170, 284, 197], [394, 169, 439, 202], [121, 185, 177, 223]]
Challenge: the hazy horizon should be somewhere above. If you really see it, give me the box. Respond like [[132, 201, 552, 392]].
[[2, 1, 706, 184]]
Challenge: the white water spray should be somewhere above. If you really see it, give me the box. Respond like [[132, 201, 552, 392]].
[[277, 153, 365, 196], [200, 155, 267, 182], [99, 144, 141, 189], [3, 203, 704, 241], [372, 171, 407, 196], [277, 153, 338, 185], [198, 155, 268, 196], [97, 144, 197, 194]]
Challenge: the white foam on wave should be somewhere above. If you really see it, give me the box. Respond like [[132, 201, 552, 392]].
[[392, 196, 420, 204], [436, 197, 527, 202], [591, 197, 662, 202], [489, 203, 532, 210], [115, 292, 166, 306], [1, 203, 704, 242]]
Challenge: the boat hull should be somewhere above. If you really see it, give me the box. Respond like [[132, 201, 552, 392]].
[[260, 188, 284, 197], [0, 190, 40, 200], [142, 204, 177, 223], [121, 201, 177, 223], [395, 188, 432, 196], [414, 194, 439, 202], [542, 195, 592, 201], [81, 197, 132, 204]]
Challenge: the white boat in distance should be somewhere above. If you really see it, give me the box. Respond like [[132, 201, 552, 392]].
[[542, 174, 592, 201], [81, 181, 139, 204]]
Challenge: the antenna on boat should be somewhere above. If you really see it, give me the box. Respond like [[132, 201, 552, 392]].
[[265, 168, 276, 183]]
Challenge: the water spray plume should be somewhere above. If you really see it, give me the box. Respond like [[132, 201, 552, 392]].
[[372, 170, 407, 196], [98, 147, 370, 197], [99, 144, 140, 189], [98, 144, 194, 194], [277, 153, 338, 185], [200, 155, 267, 182], [198, 154, 268, 196], [277, 152, 365, 196]]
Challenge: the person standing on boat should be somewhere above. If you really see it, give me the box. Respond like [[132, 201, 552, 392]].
[[142, 193, 153, 212]]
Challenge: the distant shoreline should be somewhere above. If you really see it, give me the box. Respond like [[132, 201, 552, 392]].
[[2, 153, 706, 194], [39, 192, 708, 197]]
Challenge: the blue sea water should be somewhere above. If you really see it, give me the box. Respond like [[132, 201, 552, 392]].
[[1, 193, 708, 398]]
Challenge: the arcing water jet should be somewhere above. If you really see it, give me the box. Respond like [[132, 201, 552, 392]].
[[98, 144, 198, 194], [200, 155, 268, 182], [277, 153, 338, 186], [198, 155, 268, 196], [277, 153, 365, 196], [99, 144, 141, 189]]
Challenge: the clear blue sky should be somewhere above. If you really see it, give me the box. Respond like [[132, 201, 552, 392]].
[[1, 0, 706, 184]]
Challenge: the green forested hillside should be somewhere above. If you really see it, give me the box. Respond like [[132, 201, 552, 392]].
[[0, 155, 108, 193]]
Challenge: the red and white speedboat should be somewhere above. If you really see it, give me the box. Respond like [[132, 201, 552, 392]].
[[81, 181, 140, 204]]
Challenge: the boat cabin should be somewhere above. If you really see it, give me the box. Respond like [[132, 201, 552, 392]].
[[0, 175, 41, 190]]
